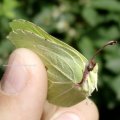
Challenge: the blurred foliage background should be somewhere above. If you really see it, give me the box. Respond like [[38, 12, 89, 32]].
[[0, 0, 120, 119]]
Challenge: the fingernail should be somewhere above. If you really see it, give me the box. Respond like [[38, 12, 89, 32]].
[[1, 53, 28, 94], [52, 112, 80, 120]]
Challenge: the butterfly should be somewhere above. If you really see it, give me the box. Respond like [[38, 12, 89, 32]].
[[7, 19, 117, 107]]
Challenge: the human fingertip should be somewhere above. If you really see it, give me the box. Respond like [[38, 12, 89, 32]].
[[51, 112, 80, 120], [1, 49, 29, 94]]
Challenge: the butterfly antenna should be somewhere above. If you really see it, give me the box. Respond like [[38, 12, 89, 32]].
[[87, 40, 118, 71], [90, 41, 117, 62], [79, 40, 118, 85]]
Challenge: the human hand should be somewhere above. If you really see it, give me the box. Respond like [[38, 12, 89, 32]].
[[0, 48, 99, 120]]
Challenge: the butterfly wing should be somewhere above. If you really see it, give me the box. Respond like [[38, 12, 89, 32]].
[[7, 20, 98, 106]]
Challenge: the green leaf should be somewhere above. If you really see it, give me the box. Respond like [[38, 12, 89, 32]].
[[7, 19, 98, 107], [91, 0, 120, 12], [98, 26, 119, 40], [0, 0, 18, 18], [82, 7, 101, 26], [78, 37, 94, 59], [105, 57, 120, 74], [110, 76, 120, 100]]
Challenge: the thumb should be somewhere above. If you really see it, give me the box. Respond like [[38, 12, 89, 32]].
[[0, 48, 47, 120]]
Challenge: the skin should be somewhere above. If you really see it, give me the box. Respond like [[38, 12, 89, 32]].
[[0, 48, 99, 120]]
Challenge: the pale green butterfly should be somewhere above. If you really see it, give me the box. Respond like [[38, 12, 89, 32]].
[[7, 19, 117, 107]]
